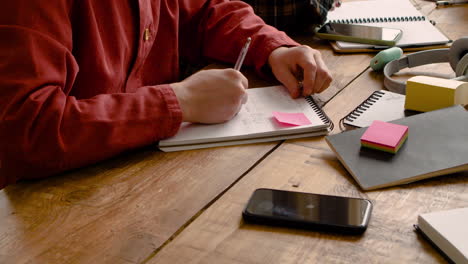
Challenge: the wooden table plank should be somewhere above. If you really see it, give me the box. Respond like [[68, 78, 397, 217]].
[[0, 145, 277, 263], [148, 138, 468, 263], [2, 0, 464, 262], [0, 19, 373, 264], [147, 3, 468, 264]]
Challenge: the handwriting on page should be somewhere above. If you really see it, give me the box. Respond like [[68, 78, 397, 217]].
[[272, 111, 312, 126], [160, 86, 323, 144]]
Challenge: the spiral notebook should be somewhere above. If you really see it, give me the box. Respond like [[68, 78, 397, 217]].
[[326, 0, 450, 51], [342, 90, 419, 128], [159, 86, 333, 152]]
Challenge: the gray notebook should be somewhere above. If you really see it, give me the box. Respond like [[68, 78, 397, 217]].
[[327, 105, 468, 190]]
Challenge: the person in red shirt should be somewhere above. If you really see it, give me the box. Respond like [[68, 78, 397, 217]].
[[0, 0, 332, 189]]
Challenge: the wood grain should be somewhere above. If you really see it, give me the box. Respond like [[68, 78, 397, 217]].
[[0, 145, 276, 263], [1, 2, 466, 263], [0, 46, 372, 263], [147, 3, 468, 264], [0, 27, 371, 264], [148, 140, 468, 264]]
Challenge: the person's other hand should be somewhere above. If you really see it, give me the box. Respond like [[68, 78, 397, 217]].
[[268, 45, 332, 98], [171, 69, 248, 124]]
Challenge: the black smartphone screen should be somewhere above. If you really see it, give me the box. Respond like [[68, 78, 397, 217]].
[[243, 188, 372, 232], [318, 22, 401, 42]]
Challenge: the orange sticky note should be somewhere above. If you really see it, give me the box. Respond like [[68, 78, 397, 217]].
[[360, 120, 408, 154], [272, 111, 312, 126]]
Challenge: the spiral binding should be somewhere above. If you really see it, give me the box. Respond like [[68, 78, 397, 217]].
[[305, 96, 334, 131], [344, 91, 384, 124], [331, 16, 425, 24], [338, 91, 385, 131]]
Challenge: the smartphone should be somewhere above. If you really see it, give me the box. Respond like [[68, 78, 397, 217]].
[[242, 188, 373, 234], [316, 22, 403, 46]]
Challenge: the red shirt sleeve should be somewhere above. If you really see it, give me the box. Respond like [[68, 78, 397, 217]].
[[0, 25, 181, 189], [178, 0, 300, 76], [0, 0, 299, 189]]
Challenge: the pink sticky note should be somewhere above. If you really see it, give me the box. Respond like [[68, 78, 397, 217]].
[[272, 111, 312, 126], [360, 120, 408, 148]]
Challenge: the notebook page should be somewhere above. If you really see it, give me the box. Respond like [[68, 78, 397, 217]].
[[159, 86, 328, 146], [327, 0, 422, 20], [344, 91, 407, 128], [336, 21, 449, 49], [326, 0, 450, 49]]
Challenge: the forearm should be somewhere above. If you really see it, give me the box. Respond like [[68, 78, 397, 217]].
[[0, 28, 182, 188], [0, 83, 181, 187]]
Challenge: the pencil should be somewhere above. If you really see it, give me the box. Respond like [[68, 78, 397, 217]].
[[234, 37, 252, 71]]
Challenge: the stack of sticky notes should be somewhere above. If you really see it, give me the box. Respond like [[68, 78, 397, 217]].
[[360, 120, 408, 154]]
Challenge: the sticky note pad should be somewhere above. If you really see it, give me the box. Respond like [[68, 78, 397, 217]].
[[272, 112, 312, 126], [360, 120, 408, 154]]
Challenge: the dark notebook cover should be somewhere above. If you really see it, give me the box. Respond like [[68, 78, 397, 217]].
[[326, 105, 468, 190]]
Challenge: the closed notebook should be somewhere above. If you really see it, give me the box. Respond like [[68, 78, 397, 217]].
[[416, 207, 468, 264], [326, 105, 468, 190], [342, 90, 418, 128], [159, 86, 333, 152], [326, 0, 450, 51]]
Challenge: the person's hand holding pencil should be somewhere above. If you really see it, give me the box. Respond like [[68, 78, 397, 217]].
[[170, 38, 251, 124]]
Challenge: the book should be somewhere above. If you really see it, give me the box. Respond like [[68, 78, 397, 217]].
[[325, 0, 451, 51], [325, 105, 468, 190], [341, 90, 418, 128], [416, 207, 468, 264], [159, 85, 333, 152]]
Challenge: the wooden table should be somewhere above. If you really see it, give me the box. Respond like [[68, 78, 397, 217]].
[[1, 1, 467, 263]]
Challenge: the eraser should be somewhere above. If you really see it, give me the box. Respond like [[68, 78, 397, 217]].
[[360, 120, 408, 154], [405, 76, 468, 112]]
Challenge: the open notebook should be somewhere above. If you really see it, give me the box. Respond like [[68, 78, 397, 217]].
[[326, 0, 450, 51], [159, 86, 333, 152], [341, 90, 419, 128]]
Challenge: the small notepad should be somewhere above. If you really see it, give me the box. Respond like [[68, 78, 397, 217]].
[[342, 90, 413, 128], [360, 120, 408, 154]]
